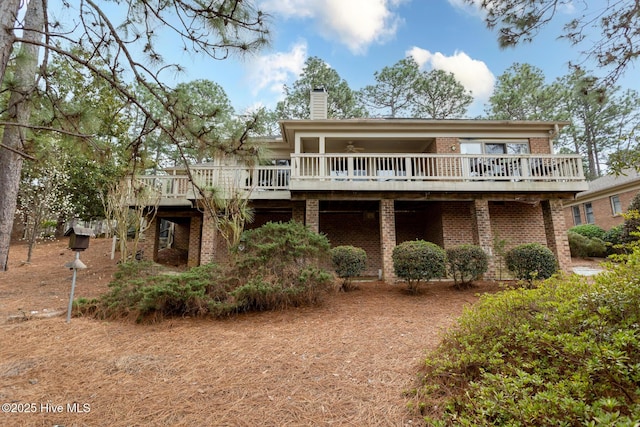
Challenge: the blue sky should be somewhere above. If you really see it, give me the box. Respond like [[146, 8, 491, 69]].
[[54, 0, 639, 118]]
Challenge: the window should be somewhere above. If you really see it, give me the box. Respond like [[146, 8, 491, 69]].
[[460, 140, 530, 178], [610, 195, 622, 215], [584, 202, 595, 224], [460, 140, 530, 155], [572, 206, 582, 225]]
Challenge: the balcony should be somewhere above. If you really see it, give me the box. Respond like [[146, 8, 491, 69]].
[[131, 153, 587, 205]]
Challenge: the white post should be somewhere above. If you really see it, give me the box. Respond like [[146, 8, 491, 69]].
[[66, 251, 80, 323]]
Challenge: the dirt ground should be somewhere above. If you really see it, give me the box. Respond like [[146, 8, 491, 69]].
[[0, 239, 600, 426]]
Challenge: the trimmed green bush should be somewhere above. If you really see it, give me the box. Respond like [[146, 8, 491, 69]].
[[330, 245, 367, 291], [568, 231, 608, 258], [412, 244, 640, 426], [505, 243, 557, 286], [446, 244, 488, 289], [392, 240, 446, 293], [568, 224, 606, 240]]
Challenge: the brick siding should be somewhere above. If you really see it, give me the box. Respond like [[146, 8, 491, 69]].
[[379, 199, 397, 282], [305, 199, 319, 232], [542, 199, 572, 273], [529, 137, 552, 154], [441, 201, 475, 247], [200, 210, 217, 264], [188, 216, 201, 267], [320, 211, 381, 276], [564, 189, 639, 231]]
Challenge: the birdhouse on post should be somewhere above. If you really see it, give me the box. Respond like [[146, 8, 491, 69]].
[[64, 226, 92, 252]]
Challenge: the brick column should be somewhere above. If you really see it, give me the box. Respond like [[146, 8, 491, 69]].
[[542, 199, 572, 273], [473, 200, 495, 279], [305, 199, 319, 233], [141, 216, 160, 262], [188, 216, 202, 267], [200, 210, 217, 264], [380, 199, 397, 283]]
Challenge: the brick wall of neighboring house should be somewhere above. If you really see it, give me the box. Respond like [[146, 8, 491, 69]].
[[320, 211, 382, 276], [564, 188, 640, 231]]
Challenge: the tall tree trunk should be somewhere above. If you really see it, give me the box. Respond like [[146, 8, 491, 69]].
[[0, 0, 21, 84], [0, 0, 44, 271]]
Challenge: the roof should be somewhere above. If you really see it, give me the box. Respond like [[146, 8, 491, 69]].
[[278, 119, 570, 147], [569, 169, 640, 203]]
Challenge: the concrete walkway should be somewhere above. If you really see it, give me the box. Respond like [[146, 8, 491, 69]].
[[572, 266, 605, 276]]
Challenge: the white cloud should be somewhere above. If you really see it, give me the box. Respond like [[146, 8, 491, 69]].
[[260, 0, 405, 54], [406, 47, 495, 101], [446, 0, 486, 16], [247, 41, 308, 98]]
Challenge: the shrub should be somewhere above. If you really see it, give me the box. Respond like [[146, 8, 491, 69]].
[[446, 244, 488, 289], [412, 244, 640, 426], [234, 220, 331, 277], [621, 192, 640, 244], [568, 231, 608, 258], [604, 224, 624, 246], [604, 224, 625, 255], [392, 240, 446, 293], [330, 245, 367, 291], [504, 243, 557, 286], [568, 224, 606, 240], [78, 221, 335, 322], [78, 262, 229, 322]]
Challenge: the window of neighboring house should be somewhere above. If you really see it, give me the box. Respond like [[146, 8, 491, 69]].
[[584, 202, 595, 224], [610, 195, 622, 215], [572, 206, 582, 225]]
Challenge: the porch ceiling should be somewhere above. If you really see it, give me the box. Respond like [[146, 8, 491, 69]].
[[301, 137, 434, 153]]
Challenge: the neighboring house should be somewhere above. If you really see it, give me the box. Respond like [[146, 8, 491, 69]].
[[563, 169, 640, 231], [134, 89, 588, 281]]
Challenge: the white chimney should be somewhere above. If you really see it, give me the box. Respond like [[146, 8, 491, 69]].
[[309, 87, 328, 120]]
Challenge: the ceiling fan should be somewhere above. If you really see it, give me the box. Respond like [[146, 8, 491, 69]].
[[345, 141, 364, 153]]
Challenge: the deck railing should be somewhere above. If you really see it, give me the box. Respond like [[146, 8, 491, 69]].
[[132, 153, 585, 199], [292, 153, 584, 182]]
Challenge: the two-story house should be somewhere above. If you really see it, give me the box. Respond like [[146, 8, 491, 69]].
[[136, 89, 588, 281]]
